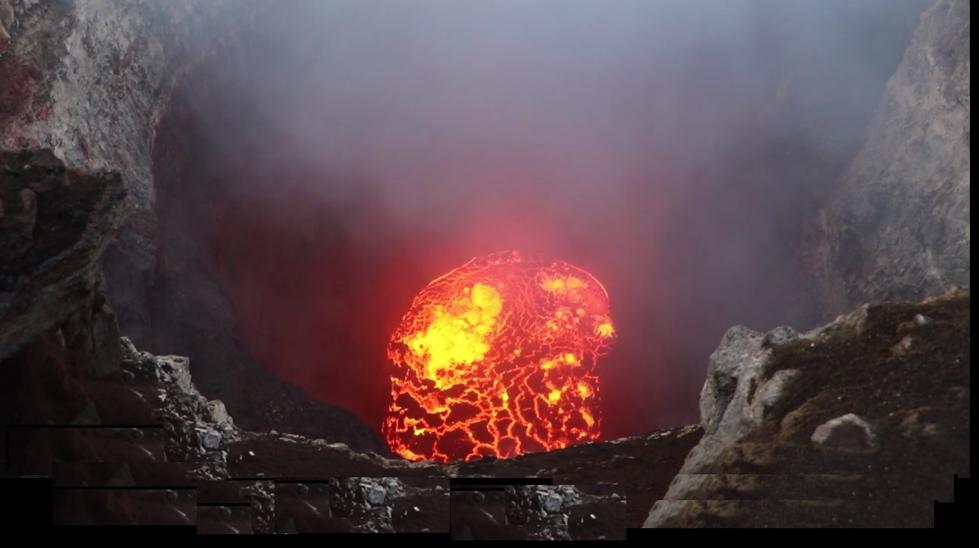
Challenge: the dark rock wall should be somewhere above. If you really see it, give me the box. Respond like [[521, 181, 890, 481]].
[[0, 149, 125, 362], [804, 0, 970, 317]]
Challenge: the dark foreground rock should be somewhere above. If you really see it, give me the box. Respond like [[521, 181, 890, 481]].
[[0, 316, 698, 533], [2, 288, 968, 532], [645, 291, 970, 527]]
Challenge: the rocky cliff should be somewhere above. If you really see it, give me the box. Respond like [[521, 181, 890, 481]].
[[1, 0, 390, 451], [0, 0, 260, 344], [804, 0, 970, 317], [646, 3, 973, 525]]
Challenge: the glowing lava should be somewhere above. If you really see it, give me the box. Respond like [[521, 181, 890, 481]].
[[383, 251, 616, 463]]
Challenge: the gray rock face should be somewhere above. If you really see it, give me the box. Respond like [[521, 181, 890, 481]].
[[202, 429, 223, 451], [0, 0, 262, 347], [0, 0, 258, 210], [700, 326, 770, 438], [645, 321, 811, 527], [698, 325, 802, 443], [755, 368, 802, 415], [804, 0, 970, 317]]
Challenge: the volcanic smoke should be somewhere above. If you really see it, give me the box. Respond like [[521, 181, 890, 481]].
[[383, 251, 616, 462]]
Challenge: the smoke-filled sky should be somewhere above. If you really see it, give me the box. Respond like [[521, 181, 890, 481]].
[[155, 0, 925, 438]]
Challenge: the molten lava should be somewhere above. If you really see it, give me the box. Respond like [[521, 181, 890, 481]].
[[383, 251, 616, 462]]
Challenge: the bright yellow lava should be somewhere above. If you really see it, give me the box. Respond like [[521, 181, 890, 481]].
[[540, 275, 586, 294], [596, 320, 615, 337], [384, 251, 616, 463], [580, 409, 595, 427], [405, 282, 503, 389]]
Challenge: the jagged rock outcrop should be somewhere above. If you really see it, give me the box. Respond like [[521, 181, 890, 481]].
[[1, 1, 390, 450], [698, 325, 803, 442], [645, 291, 969, 527], [0, 0, 263, 346], [805, 0, 970, 317]]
